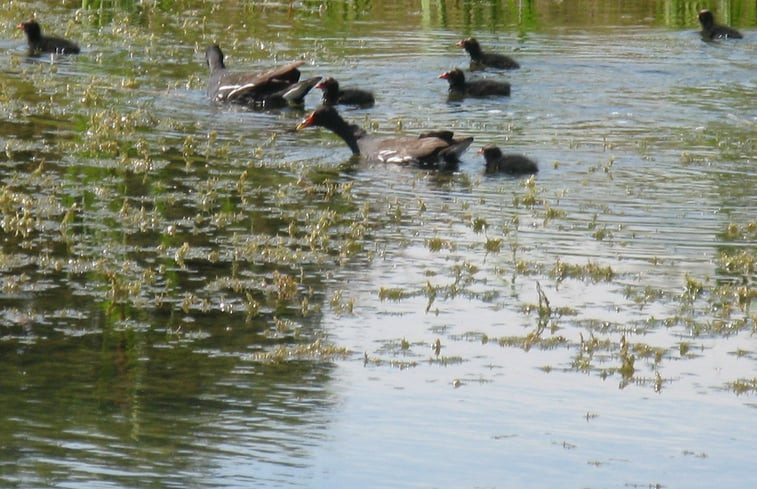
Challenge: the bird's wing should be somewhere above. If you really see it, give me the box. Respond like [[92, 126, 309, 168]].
[[374, 137, 451, 165], [215, 61, 306, 101]]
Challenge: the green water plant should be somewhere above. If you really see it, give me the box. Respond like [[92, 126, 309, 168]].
[[249, 339, 352, 363], [552, 258, 615, 283], [725, 378, 757, 395]]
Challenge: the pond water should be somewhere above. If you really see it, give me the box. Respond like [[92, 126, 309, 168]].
[[1, 1, 755, 488]]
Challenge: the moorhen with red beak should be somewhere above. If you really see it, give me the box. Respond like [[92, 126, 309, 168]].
[[296, 106, 472, 170], [18, 20, 80, 55], [316, 77, 375, 107], [698, 10, 742, 40], [479, 145, 538, 175], [205, 44, 321, 109], [439, 69, 510, 98], [457, 38, 519, 69]]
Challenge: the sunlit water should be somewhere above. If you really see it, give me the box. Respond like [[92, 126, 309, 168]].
[[1, 1, 755, 488]]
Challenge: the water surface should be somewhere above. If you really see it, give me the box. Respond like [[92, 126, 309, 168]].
[[1, 1, 755, 488]]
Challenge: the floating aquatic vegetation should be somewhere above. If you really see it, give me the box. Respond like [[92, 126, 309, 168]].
[[429, 355, 464, 366], [725, 378, 757, 395], [551, 258, 615, 283], [246, 339, 352, 363]]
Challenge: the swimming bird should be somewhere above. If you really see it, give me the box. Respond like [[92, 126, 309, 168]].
[[439, 69, 511, 97], [316, 77, 375, 107], [456, 37, 519, 69], [478, 145, 538, 175], [205, 44, 321, 109], [296, 106, 472, 170], [698, 10, 743, 40], [18, 20, 80, 55]]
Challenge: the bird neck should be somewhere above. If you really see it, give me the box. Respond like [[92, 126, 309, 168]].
[[447, 77, 465, 90], [209, 60, 225, 74], [206, 48, 226, 73], [25, 26, 42, 43], [326, 117, 363, 155], [323, 85, 340, 104], [467, 44, 483, 58]]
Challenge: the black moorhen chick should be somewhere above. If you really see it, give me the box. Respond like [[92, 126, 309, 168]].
[[479, 145, 538, 175], [316, 77, 375, 107], [457, 38, 519, 69], [205, 44, 321, 109], [18, 20, 80, 55], [698, 10, 743, 40], [439, 69, 511, 98], [296, 106, 472, 170]]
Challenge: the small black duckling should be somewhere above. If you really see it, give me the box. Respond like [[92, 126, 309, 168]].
[[479, 145, 538, 175], [698, 9, 743, 40]]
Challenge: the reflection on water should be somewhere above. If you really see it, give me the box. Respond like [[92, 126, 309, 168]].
[[1, 1, 755, 488]]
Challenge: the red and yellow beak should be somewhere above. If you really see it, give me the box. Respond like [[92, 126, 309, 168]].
[[296, 112, 316, 130]]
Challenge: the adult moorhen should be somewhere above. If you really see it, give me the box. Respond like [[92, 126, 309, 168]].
[[316, 77, 375, 107], [18, 20, 80, 55], [698, 10, 743, 40], [205, 44, 321, 109], [439, 69, 511, 98], [296, 106, 472, 170], [479, 145, 538, 175], [457, 38, 519, 70]]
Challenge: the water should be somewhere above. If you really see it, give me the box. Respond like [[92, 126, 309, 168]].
[[1, 1, 755, 488]]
